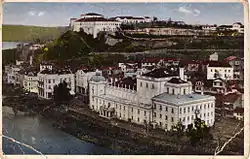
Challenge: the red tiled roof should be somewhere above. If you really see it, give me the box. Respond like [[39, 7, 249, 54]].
[[224, 56, 237, 61], [223, 93, 241, 103], [207, 61, 231, 67], [75, 17, 118, 22], [80, 13, 103, 16], [234, 107, 244, 114]]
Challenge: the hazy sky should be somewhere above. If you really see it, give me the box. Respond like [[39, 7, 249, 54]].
[[3, 2, 244, 26]]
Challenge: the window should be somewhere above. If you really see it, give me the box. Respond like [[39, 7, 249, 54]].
[[137, 118, 140, 122], [183, 117, 185, 122], [116, 104, 118, 109], [204, 104, 206, 109], [138, 109, 140, 114], [167, 87, 169, 93], [124, 106, 125, 110], [144, 111, 146, 116], [165, 115, 168, 120], [131, 108, 133, 112], [154, 112, 156, 117], [172, 108, 174, 114], [159, 105, 162, 111], [172, 89, 175, 95], [159, 122, 162, 127], [146, 83, 148, 88], [192, 106, 194, 111], [160, 114, 162, 119], [171, 117, 174, 122], [204, 113, 206, 117], [140, 82, 142, 87], [211, 69, 213, 72], [183, 89, 186, 95], [187, 116, 190, 121], [207, 120, 209, 124], [188, 107, 190, 112], [166, 106, 168, 112], [120, 105, 121, 110], [184, 108, 186, 113], [119, 113, 121, 117], [208, 113, 210, 117], [211, 112, 213, 116], [165, 124, 168, 129], [151, 84, 155, 89], [192, 115, 194, 120], [179, 108, 182, 114], [200, 105, 202, 110], [208, 104, 210, 109], [153, 103, 156, 109], [132, 116, 133, 120]]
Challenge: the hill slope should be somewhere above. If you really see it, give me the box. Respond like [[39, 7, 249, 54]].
[[2, 25, 67, 42]]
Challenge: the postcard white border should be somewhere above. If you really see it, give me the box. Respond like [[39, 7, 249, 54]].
[[0, 0, 249, 159]]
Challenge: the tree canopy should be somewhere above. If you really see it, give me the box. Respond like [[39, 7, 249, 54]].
[[53, 81, 72, 106]]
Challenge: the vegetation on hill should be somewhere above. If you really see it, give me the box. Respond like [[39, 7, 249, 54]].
[[2, 25, 67, 42], [33, 30, 126, 67]]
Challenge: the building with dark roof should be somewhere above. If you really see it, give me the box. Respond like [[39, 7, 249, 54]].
[[70, 13, 121, 38]]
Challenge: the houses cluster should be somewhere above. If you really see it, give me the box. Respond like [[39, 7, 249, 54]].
[[4, 51, 244, 131], [69, 13, 244, 38]]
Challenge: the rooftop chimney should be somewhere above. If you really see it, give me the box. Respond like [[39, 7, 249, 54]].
[[179, 67, 184, 81]]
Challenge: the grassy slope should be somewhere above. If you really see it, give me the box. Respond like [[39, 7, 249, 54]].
[[2, 25, 67, 42]]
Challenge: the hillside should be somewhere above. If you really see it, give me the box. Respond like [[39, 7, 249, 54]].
[[2, 25, 67, 42]]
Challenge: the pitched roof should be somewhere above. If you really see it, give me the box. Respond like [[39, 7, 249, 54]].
[[224, 56, 237, 61], [207, 61, 231, 67], [75, 17, 118, 22], [234, 107, 243, 114], [142, 68, 178, 78], [167, 77, 187, 84], [81, 13, 103, 16], [223, 93, 242, 103]]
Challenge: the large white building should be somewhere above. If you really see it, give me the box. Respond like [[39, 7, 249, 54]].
[[75, 67, 96, 94], [89, 67, 216, 131], [38, 69, 75, 99], [22, 71, 39, 93], [206, 62, 234, 80], [70, 13, 121, 38], [231, 22, 244, 34]]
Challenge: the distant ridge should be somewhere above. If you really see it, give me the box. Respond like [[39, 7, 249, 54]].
[[2, 25, 68, 42]]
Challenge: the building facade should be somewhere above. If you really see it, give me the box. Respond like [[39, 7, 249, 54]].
[[206, 62, 234, 80], [75, 68, 96, 94], [38, 69, 75, 99], [89, 67, 215, 131], [22, 72, 39, 93], [70, 13, 121, 38]]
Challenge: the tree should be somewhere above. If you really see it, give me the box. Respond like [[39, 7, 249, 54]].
[[53, 81, 72, 106], [186, 118, 213, 146]]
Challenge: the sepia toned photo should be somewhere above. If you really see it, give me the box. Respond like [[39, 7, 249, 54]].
[[2, 2, 246, 156]]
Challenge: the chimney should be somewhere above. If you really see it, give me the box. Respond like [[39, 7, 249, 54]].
[[179, 67, 184, 81]]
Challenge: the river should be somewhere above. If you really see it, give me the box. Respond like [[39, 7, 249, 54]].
[[2, 42, 28, 50], [2, 106, 115, 155]]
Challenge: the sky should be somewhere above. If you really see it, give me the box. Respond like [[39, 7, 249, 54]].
[[3, 3, 244, 27]]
